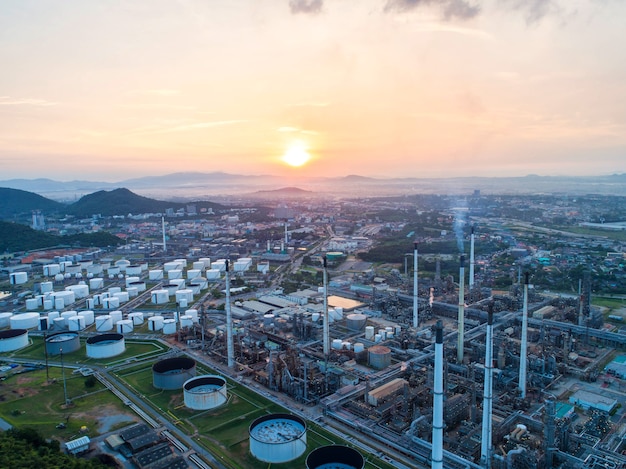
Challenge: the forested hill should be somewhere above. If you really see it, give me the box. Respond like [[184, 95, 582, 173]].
[[0, 221, 123, 253], [0, 187, 65, 219]]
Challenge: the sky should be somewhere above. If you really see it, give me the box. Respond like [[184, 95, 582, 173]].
[[1, 0, 625, 181]]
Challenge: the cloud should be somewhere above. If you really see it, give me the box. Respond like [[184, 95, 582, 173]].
[[0, 96, 58, 106], [130, 89, 180, 96], [384, 0, 481, 21], [289, 0, 323, 15], [497, 0, 562, 25]]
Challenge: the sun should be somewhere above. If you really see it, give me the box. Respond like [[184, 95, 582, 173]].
[[281, 141, 311, 167]]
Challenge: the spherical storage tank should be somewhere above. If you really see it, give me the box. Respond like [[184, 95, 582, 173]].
[[368, 345, 392, 370], [249, 413, 307, 464], [183, 375, 227, 410], [306, 445, 365, 469], [45, 332, 80, 355], [0, 329, 29, 352], [86, 333, 125, 359], [153, 357, 197, 390], [10, 313, 40, 330]]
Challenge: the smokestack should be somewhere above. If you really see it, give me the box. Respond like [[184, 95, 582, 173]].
[[323, 256, 330, 357], [267, 239, 271, 253], [225, 260, 235, 369], [519, 272, 529, 398], [162, 217, 166, 253], [481, 303, 494, 468], [285, 222, 288, 244], [432, 321, 444, 469], [578, 279, 584, 326], [413, 242, 419, 328], [469, 226, 475, 288], [457, 255, 465, 364], [280, 240, 285, 254]]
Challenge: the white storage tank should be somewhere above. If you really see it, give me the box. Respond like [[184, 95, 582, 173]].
[[163, 284, 179, 295], [151, 290, 169, 304], [148, 316, 164, 331], [52, 317, 66, 330], [192, 261, 205, 272], [109, 310, 123, 325], [126, 287, 138, 298], [67, 315, 86, 331], [0, 329, 29, 352], [249, 414, 307, 464], [61, 310, 78, 326], [187, 269, 201, 280], [113, 291, 129, 304], [108, 286, 121, 295], [180, 315, 193, 328], [95, 315, 113, 332], [125, 276, 140, 288], [305, 445, 365, 469], [43, 299, 54, 310], [149, 269, 164, 281], [211, 261, 226, 272], [78, 310, 95, 326], [353, 343, 365, 353], [185, 309, 198, 323], [102, 297, 120, 309], [346, 313, 367, 331], [48, 311, 60, 321], [115, 259, 131, 271], [183, 375, 228, 410], [199, 257, 211, 269], [128, 312, 144, 326], [128, 281, 146, 292], [86, 333, 125, 358], [10, 313, 40, 330], [168, 269, 183, 280], [40, 281, 53, 293], [176, 289, 193, 304], [126, 265, 142, 276], [116, 320, 133, 334], [10, 272, 28, 285], [107, 266, 120, 276], [206, 269, 221, 280], [163, 261, 179, 272], [332, 339, 343, 350], [162, 319, 177, 334], [66, 284, 89, 299], [368, 345, 392, 370], [25, 298, 39, 310], [44, 264, 61, 276], [0, 312, 13, 328]]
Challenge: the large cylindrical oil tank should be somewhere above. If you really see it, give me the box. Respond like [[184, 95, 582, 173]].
[[10, 313, 40, 330], [368, 345, 392, 370], [109, 310, 123, 325], [25, 298, 38, 310], [346, 313, 367, 331], [148, 316, 164, 331], [78, 310, 95, 326], [112, 291, 129, 304], [176, 289, 193, 304], [0, 312, 12, 328], [185, 309, 198, 323], [126, 265, 142, 276], [95, 315, 113, 332], [187, 269, 201, 280], [116, 319, 133, 334], [67, 315, 86, 331], [179, 315, 193, 329], [128, 312, 144, 325], [128, 281, 146, 292], [149, 269, 164, 281], [151, 289, 169, 304], [10, 272, 28, 285], [44, 264, 61, 276], [45, 332, 80, 355], [163, 261, 179, 272], [192, 261, 205, 272], [52, 317, 66, 330], [332, 339, 343, 350], [86, 333, 125, 358], [125, 276, 140, 287], [206, 269, 220, 280], [153, 357, 197, 390], [199, 257, 211, 269], [249, 413, 307, 464], [183, 375, 228, 410], [163, 283, 179, 295], [162, 319, 177, 335], [168, 269, 183, 280], [306, 445, 365, 469], [61, 310, 77, 326], [66, 284, 89, 299], [0, 329, 29, 352], [40, 281, 54, 293], [102, 297, 120, 309]]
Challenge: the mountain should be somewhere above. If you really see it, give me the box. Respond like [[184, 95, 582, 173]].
[[67, 187, 226, 217], [0, 188, 66, 219], [0, 220, 123, 252]]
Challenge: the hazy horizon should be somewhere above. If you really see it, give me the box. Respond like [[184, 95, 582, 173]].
[[2, 1, 625, 181]]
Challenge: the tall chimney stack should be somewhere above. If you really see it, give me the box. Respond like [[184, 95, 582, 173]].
[[162, 217, 167, 253], [413, 242, 419, 329], [432, 321, 444, 469], [225, 260, 234, 369], [480, 303, 494, 468], [323, 256, 330, 357], [519, 272, 529, 398], [457, 255, 465, 364]]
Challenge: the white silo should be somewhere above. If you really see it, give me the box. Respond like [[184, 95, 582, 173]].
[[43, 299, 54, 310], [102, 297, 120, 309], [183, 375, 228, 410], [354, 343, 365, 353], [95, 315, 113, 332], [163, 284, 179, 295], [249, 414, 307, 464], [10, 272, 28, 285], [116, 320, 133, 334], [168, 269, 183, 280], [128, 281, 146, 292], [174, 259, 187, 269], [48, 311, 60, 321], [10, 313, 40, 330], [107, 266, 120, 276], [115, 259, 131, 271], [128, 312, 144, 326], [127, 287, 138, 298], [163, 261, 179, 272], [199, 257, 211, 269], [149, 269, 164, 281], [148, 316, 164, 331], [66, 284, 89, 299], [162, 319, 176, 334], [108, 286, 121, 295], [365, 326, 375, 340], [44, 264, 61, 276], [187, 269, 201, 280], [192, 261, 205, 272], [211, 260, 226, 272], [67, 315, 86, 331], [0, 329, 29, 352], [332, 339, 343, 350], [86, 333, 125, 358]]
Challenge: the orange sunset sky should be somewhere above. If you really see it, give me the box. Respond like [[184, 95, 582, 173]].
[[1, 0, 625, 181]]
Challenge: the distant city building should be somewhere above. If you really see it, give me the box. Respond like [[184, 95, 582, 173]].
[[32, 210, 45, 230]]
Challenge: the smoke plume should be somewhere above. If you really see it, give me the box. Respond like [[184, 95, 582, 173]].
[[289, 0, 324, 15]]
